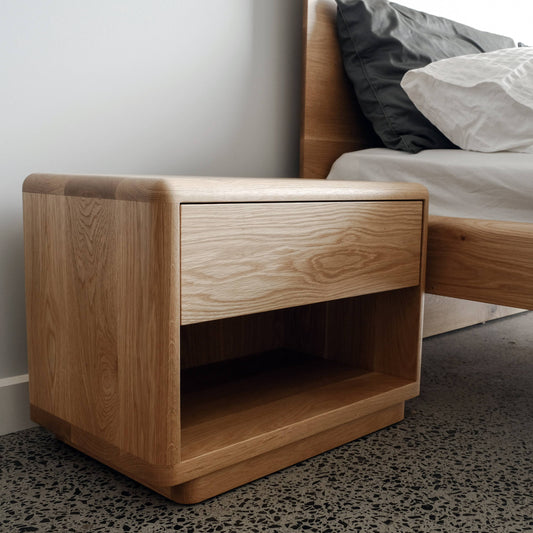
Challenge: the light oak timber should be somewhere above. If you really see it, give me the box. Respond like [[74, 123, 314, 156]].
[[427, 216, 533, 310], [181, 201, 423, 324], [24, 167, 426, 499], [170, 403, 404, 504], [23, 173, 427, 204], [300, 0, 380, 179], [324, 288, 424, 383], [111, 404, 403, 504], [179, 350, 417, 459], [24, 192, 180, 469], [299, 0, 533, 324], [30, 405, 72, 444], [180, 372, 415, 469], [30, 404, 183, 487], [181, 291, 430, 375], [32, 397, 404, 498], [180, 309, 288, 369]]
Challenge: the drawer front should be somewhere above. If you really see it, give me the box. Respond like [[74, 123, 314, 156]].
[[181, 201, 422, 324]]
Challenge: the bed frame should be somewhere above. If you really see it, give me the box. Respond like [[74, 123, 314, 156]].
[[300, 0, 533, 312]]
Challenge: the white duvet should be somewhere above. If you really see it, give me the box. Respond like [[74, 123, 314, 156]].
[[327, 148, 533, 223]]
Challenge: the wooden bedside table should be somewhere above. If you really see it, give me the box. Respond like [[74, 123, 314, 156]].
[[23, 175, 427, 503]]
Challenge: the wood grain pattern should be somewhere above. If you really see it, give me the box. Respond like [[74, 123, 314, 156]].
[[320, 198, 426, 382], [324, 287, 424, 383], [181, 201, 423, 324], [178, 370, 416, 480], [170, 403, 404, 504], [180, 309, 288, 369], [300, 0, 380, 179], [23, 173, 427, 204], [30, 404, 182, 487], [427, 216, 533, 310], [180, 352, 370, 453], [181, 295, 462, 372], [24, 194, 71, 422], [24, 192, 180, 469]]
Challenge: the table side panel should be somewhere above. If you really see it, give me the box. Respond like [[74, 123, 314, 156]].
[[24, 192, 180, 466]]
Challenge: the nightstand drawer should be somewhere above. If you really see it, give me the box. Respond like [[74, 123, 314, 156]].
[[180, 201, 422, 324]]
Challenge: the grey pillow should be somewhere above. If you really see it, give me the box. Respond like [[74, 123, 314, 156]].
[[336, 0, 516, 153]]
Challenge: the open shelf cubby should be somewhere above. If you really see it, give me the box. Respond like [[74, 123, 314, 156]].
[[179, 287, 421, 462]]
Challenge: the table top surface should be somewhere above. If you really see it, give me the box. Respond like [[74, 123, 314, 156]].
[[24, 174, 428, 204]]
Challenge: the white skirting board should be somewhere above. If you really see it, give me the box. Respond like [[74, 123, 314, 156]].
[[0, 375, 37, 436]]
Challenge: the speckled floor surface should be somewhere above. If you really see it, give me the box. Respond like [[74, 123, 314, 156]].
[[2, 312, 532, 532]]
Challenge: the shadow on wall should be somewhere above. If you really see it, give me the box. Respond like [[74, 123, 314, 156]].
[[209, 0, 303, 178], [0, 218, 27, 377]]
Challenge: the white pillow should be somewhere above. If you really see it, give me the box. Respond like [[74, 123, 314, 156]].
[[401, 47, 533, 153]]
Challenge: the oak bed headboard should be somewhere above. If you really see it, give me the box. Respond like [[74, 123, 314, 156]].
[[299, 0, 380, 179]]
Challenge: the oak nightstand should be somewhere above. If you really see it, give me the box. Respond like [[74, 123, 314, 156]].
[[23, 175, 427, 503]]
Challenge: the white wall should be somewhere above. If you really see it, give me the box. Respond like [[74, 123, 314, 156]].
[[0, 0, 303, 434]]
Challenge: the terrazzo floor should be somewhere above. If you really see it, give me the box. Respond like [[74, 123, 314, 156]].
[[1, 312, 532, 532]]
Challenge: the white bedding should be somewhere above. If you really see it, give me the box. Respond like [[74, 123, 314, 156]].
[[327, 148, 533, 223]]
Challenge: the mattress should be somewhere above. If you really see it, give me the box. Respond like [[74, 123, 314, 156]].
[[327, 148, 533, 223]]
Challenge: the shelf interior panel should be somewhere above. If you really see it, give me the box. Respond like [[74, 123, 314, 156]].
[[180, 350, 415, 461]]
